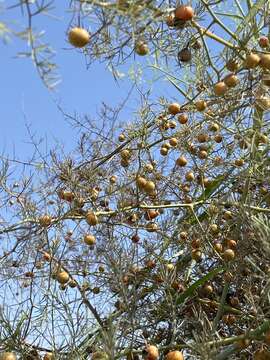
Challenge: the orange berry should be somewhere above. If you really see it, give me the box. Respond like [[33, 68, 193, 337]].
[[176, 156, 187, 166], [146, 345, 159, 360], [166, 350, 184, 360], [244, 53, 260, 68], [85, 211, 99, 226], [214, 81, 228, 96], [68, 27, 90, 48], [175, 5, 194, 21], [223, 249, 235, 261], [168, 102, 181, 115]]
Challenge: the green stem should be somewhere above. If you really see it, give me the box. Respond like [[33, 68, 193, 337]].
[[212, 282, 230, 333], [191, 21, 238, 50]]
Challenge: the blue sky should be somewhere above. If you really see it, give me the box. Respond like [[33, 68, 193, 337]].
[[1, 2, 136, 159]]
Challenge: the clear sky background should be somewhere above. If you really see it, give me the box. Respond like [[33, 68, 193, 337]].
[[1, 2, 141, 160]]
